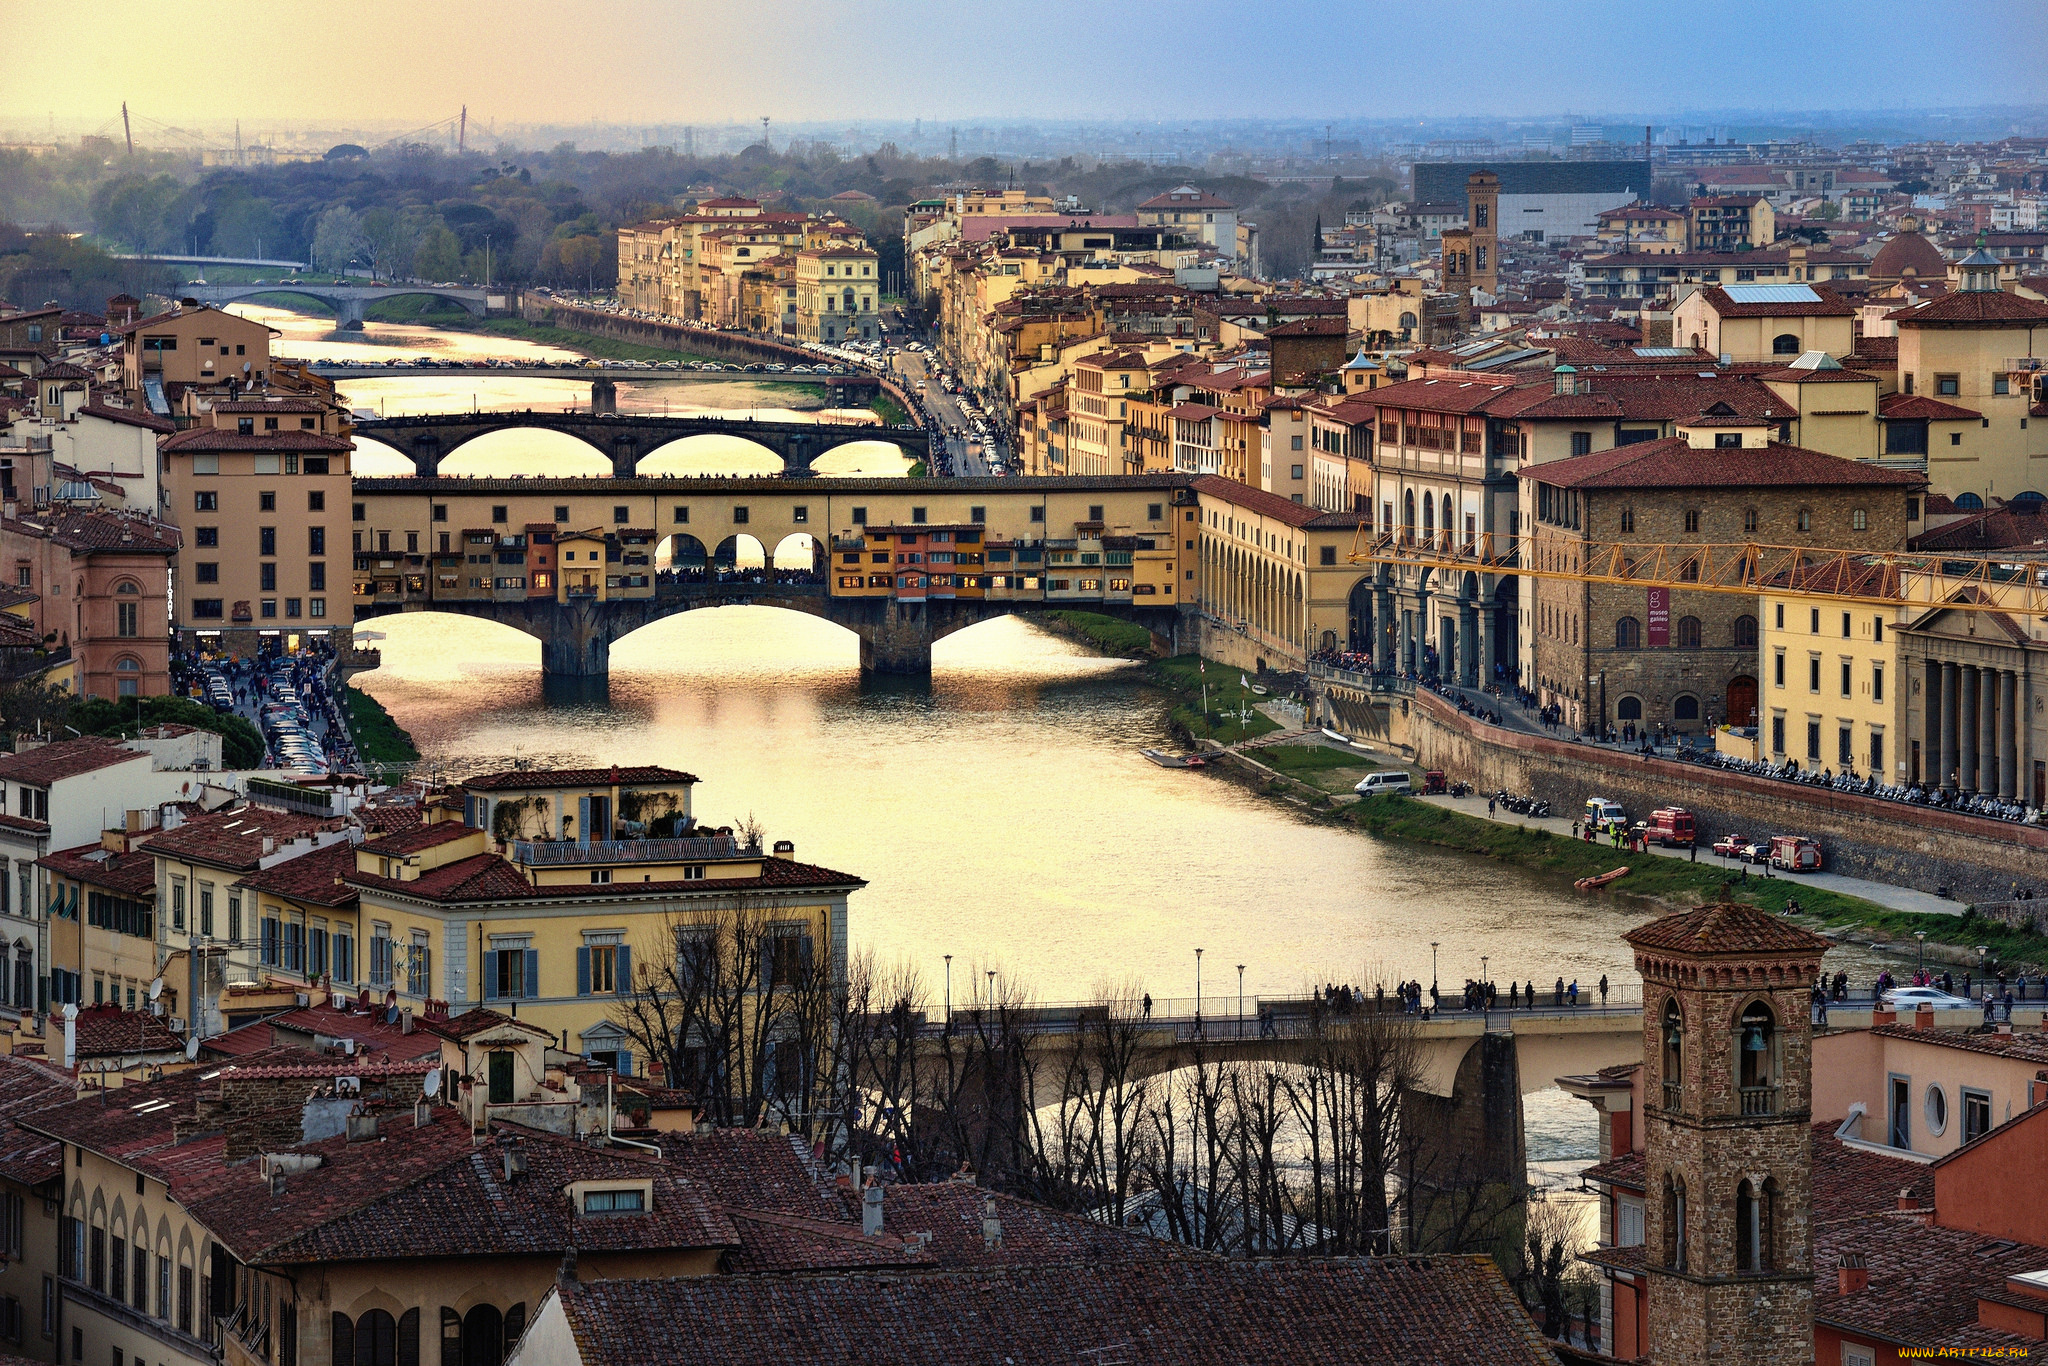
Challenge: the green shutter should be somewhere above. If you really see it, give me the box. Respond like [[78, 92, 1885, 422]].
[[576, 947, 591, 997]]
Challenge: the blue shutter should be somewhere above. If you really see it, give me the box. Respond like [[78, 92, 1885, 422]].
[[618, 1052, 633, 1077], [524, 949, 539, 999], [576, 797, 591, 845], [616, 945, 631, 994], [484, 951, 499, 1000], [576, 947, 591, 998]]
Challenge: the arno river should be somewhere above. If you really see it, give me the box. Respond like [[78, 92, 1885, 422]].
[[242, 304, 1899, 1169]]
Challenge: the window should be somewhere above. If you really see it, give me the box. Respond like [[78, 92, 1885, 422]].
[[1808, 720, 1822, 762], [309, 564, 326, 591], [1774, 651, 1785, 687], [1963, 1088, 1992, 1145], [1772, 714, 1786, 754], [1937, 374, 1959, 397], [1616, 617, 1642, 649], [492, 506, 508, 524], [1620, 507, 1635, 533], [582, 1188, 645, 1214], [259, 527, 276, 557], [194, 492, 217, 512], [1675, 616, 1701, 649], [850, 507, 866, 525], [1715, 432, 1742, 448], [1840, 725, 1854, 765], [1842, 660, 1853, 697], [1683, 509, 1701, 534], [309, 526, 326, 555], [1734, 615, 1757, 648], [613, 505, 629, 524], [259, 491, 277, 512], [1772, 333, 1801, 356], [1808, 657, 1821, 692], [1319, 545, 1336, 566], [1872, 665, 1883, 702], [1851, 508, 1867, 532], [1673, 694, 1700, 721]]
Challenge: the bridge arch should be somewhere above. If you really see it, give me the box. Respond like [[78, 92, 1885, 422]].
[[638, 434, 783, 478], [437, 428, 611, 478], [807, 439, 915, 476], [770, 532, 820, 572], [656, 534, 709, 570], [713, 534, 767, 571]]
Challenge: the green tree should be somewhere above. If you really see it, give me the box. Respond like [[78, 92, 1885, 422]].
[[88, 173, 185, 252], [67, 695, 264, 769], [210, 195, 279, 258], [310, 205, 367, 272], [411, 222, 464, 282]]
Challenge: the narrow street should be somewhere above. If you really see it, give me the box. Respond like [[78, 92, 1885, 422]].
[[884, 329, 1006, 477]]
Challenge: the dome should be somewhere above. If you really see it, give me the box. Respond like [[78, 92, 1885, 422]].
[[1869, 230, 1946, 282]]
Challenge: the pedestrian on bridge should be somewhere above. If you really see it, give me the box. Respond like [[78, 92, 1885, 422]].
[[1509, 981, 1519, 1008], [1142, 993, 1153, 1019], [1553, 977, 1565, 1007], [1598, 975, 1608, 1005]]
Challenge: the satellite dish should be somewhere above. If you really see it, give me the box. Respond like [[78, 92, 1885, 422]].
[[148, 978, 163, 1001], [184, 1037, 200, 1061], [422, 1067, 441, 1097]]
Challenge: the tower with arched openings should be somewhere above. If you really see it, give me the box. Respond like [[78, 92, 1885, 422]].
[[1623, 899, 1829, 1366]]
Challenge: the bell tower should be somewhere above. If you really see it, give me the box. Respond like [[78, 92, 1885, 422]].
[[1623, 900, 1828, 1366], [1465, 170, 1499, 299]]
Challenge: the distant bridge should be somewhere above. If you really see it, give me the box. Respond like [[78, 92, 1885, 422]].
[[182, 282, 493, 328], [312, 363, 881, 390], [113, 253, 313, 270], [353, 411, 933, 478]]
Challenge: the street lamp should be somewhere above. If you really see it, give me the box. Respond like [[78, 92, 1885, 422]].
[[1913, 932, 1926, 977], [1431, 941, 1440, 994], [986, 968, 997, 1003], [944, 954, 953, 1022], [1237, 963, 1246, 1031], [1977, 946, 1990, 996], [1195, 948, 1204, 1027]]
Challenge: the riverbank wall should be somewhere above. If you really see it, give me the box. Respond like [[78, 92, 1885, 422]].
[[1410, 690, 2048, 904], [512, 295, 924, 423]]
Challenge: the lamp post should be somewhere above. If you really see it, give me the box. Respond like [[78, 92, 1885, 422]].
[[986, 968, 997, 1004], [1431, 941, 1440, 994], [1195, 948, 1204, 1030], [1237, 963, 1245, 1032], [944, 954, 952, 1023], [1913, 932, 1926, 978], [1978, 946, 1990, 998]]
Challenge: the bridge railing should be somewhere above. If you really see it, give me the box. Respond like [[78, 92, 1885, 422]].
[[920, 987, 1648, 1035], [512, 836, 745, 865], [1309, 662, 1415, 695]]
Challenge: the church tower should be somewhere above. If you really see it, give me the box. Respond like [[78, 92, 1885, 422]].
[[1623, 900, 1828, 1366], [1464, 170, 1499, 300]]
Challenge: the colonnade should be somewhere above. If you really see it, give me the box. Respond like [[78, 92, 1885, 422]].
[[1926, 659, 2025, 796], [1200, 538, 1306, 659]]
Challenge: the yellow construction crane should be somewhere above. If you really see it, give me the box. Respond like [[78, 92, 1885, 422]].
[[1347, 528, 2048, 619]]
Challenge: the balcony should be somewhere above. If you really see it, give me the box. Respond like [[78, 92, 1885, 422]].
[[1739, 1084, 1779, 1116], [1662, 1081, 1683, 1111], [512, 835, 743, 866]]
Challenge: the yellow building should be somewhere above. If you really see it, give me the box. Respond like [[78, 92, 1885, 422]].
[[117, 303, 278, 398], [1670, 283, 1858, 363], [1757, 568, 1908, 780], [41, 828, 162, 1015], [795, 246, 880, 343]]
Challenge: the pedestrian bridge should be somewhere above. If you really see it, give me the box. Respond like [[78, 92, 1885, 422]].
[[182, 281, 492, 327]]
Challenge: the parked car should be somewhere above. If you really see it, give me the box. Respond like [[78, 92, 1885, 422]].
[[1712, 834, 1750, 859], [1739, 840, 1771, 864], [1354, 770, 1414, 796], [1584, 798, 1627, 834], [1879, 986, 1978, 1014]]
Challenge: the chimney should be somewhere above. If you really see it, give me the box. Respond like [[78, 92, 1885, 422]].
[[1871, 1009, 1897, 1026], [981, 1196, 1002, 1250], [862, 1181, 884, 1236], [62, 1003, 76, 1070], [1896, 1188, 1919, 1212], [772, 840, 794, 861], [1837, 1252, 1868, 1295], [1914, 1006, 1935, 1031], [2032, 1073, 2048, 1109]]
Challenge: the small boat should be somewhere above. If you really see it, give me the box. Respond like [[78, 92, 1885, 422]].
[[1249, 684, 1268, 696], [1321, 727, 1350, 743], [1348, 739, 1376, 752], [1574, 867, 1631, 892], [1142, 748, 1207, 769]]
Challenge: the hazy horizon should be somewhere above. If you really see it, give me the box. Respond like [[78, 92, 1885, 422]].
[[5, 0, 2044, 134]]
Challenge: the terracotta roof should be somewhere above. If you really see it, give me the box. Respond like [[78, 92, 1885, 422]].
[[1814, 1213, 2048, 1354], [0, 738, 143, 785], [1520, 436, 1926, 492], [70, 1005, 184, 1058], [362, 820, 478, 855], [160, 428, 350, 453], [209, 397, 327, 413], [723, 1206, 936, 1273], [546, 1255, 1558, 1366], [232, 837, 360, 908], [1890, 291, 2048, 327], [77, 401, 173, 432], [1849, 335, 1898, 361], [1192, 474, 1366, 531], [1910, 503, 2048, 553], [829, 1183, 1188, 1271], [417, 1008, 554, 1043], [1137, 186, 1237, 210], [0, 1054, 74, 1186], [0, 812, 49, 834], [344, 851, 537, 902], [200, 1001, 439, 1061], [1622, 900, 1832, 956], [459, 765, 699, 792], [1864, 1022, 2048, 1067], [1697, 285, 1856, 318], [1880, 392, 1983, 421], [2, 508, 179, 555], [38, 839, 158, 897], [1869, 232, 1948, 280], [138, 806, 339, 872]]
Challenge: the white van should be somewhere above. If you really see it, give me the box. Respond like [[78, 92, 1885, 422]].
[[1353, 770, 1414, 796]]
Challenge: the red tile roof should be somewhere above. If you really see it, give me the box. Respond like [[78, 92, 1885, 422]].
[[417, 1008, 554, 1043], [200, 1001, 440, 1062], [2, 508, 179, 555], [0, 1054, 74, 1185], [1890, 291, 2048, 326], [1622, 900, 1833, 956], [0, 738, 143, 785], [1880, 392, 1983, 421], [140, 806, 340, 871], [160, 428, 350, 453], [77, 401, 173, 432], [1910, 502, 2048, 553], [232, 837, 360, 908], [70, 1004, 184, 1059], [38, 839, 158, 897], [548, 1255, 1559, 1366], [1697, 284, 1857, 318], [1520, 436, 1926, 492], [830, 1183, 1187, 1271], [459, 765, 699, 792], [345, 851, 537, 902]]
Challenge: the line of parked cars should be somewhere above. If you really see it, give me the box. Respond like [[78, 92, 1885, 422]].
[[1583, 797, 1826, 872]]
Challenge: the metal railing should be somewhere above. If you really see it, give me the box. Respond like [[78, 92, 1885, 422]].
[[511, 835, 742, 865], [1309, 662, 1415, 695]]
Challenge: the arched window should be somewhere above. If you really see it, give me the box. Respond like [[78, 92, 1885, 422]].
[[1399, 311, 1417, 331], [1735, 1178, 1768, 1270], [1663, 1174, 1689, 1272], [1955, 492, 1984, 510], [115, 580, 140, 595], [1616, 616, 1642, 649], [1733, 615, 1758, 648], [1689, 333, 1702, 349], [462, 1304, 505, 1366], [1617, 696, 1643, 721], [1422, 493, 1434, 539], [1739, 1001, 1777, 1113], [1772, 333, 1801, 355], [1403, 490, 1416, 538], [1661, 1000, 1684, 1111], [1673, 694, 1700, 721], [353, 1308, 395, 1366], [1676, 616, 1702, 649]]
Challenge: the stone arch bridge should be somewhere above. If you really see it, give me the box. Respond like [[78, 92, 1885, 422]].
[[183, 282, 491, 329], [910, 1002, 1643, 1189], [354, 412, 935, 478]]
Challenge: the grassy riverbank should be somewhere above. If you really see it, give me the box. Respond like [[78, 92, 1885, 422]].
[[344, 685, 420, 766], [1345, 796, 2048, 970], [431, 315, 728, 365], [1151, 654, 1282, 745], [1041, 610, 1154, 656]]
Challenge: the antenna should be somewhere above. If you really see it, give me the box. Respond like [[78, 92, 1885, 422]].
[[148, 977, 163, 1001], [121, 102, 133, 156], [422, 1066, 441, 1097], [184, 1036, 200, 1061]]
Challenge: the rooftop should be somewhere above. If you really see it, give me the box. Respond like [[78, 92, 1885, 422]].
[[0, 738, 145, 786], [1521, 436, 1927, 493], [1621, 899, 1834, 956], [460, 765, 699, 792]]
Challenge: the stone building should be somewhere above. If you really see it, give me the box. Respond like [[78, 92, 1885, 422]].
[[1625, 901, 1830, 1366], [1520, 418, 1924, 735], [1900, 593, 2048, 804]]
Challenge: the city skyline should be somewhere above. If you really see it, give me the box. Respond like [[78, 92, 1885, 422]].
[[4, 0, 2044, 131]]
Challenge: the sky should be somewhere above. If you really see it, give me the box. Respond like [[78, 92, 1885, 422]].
[[4, 0, 2044, 133]]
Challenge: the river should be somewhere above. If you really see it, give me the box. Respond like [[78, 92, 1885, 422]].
[[253, 304, 1902, 1179]]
